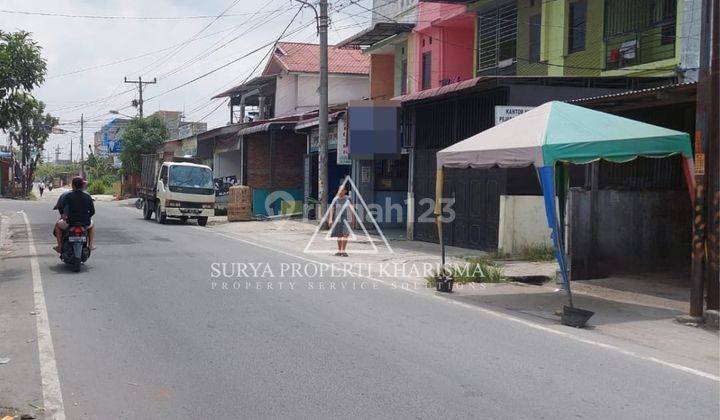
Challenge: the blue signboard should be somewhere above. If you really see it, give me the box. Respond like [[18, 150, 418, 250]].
[[101, 119, 129, 153]]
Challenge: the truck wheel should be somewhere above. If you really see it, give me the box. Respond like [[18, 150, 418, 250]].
[[197, 217, 208, 227], [155, 203, 167, 224], [143, 199, 153, 220]]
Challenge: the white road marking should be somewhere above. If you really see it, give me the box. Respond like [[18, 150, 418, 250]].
[[21, 211, 66, 420], [197, 226, 720, 383]]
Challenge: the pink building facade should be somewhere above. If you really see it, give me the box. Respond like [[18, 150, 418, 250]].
[[412, 2, 475, 91]]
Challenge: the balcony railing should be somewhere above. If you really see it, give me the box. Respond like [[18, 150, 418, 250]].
[[604, 21, 676, 70]]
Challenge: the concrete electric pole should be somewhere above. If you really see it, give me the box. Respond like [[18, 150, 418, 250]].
[[295, 0, 329, 217], [690, 0, 720, 317], [124, 76, 157, 118], [80, 113, 85, 177], [318, 0, 329, 217]]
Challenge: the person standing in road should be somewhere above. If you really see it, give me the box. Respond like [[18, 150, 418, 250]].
[[327, 182, 354, 257], [38, 181, 45, 197]]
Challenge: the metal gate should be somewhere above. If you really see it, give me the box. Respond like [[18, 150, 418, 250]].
[[414, 149, 505, 251]]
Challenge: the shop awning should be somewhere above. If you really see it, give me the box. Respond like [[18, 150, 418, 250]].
[[336, 22, 415, 48], [434, 101, 694, 317], [212, 75, 276, 99], [294, 111, 346, 131], [437, 101, 693, 169], [238, 122, 296, 136]]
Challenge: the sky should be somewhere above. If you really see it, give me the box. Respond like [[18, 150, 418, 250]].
[[1, 0, 373, 161]]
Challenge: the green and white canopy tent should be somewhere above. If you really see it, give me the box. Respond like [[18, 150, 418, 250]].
[[434, 101, 694, 308]]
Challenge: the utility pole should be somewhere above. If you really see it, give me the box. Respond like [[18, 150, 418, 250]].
[[294, 0, 328, 216], [69, 138, 73, 164], [80, 113, 85, 177], [318, 0, 329, 217], [690, 0, 719, 317], [124, 76, 157, 118], [54, 145, 61, 163]]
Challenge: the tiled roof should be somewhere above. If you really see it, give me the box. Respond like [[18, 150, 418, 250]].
[[264, 42, 369, 75]]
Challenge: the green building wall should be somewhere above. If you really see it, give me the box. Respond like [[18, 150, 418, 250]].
[[470, 0, 682, 78]]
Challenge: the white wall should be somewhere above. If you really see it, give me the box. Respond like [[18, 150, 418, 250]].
[[213, 150, 242, 179], [272, 72, 369, 118], [498, 195, 552, 255], [295, 74, 369, 113], [274, 73, 298, 117]]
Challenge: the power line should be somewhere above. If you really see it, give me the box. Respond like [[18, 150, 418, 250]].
[[135, 0, 244, 77], [46, 23, 250, 79], [348, 0, 698, 73], [0, 8, 285, 20], [143, 19, 317, 103], [157, 4, 292, 80]]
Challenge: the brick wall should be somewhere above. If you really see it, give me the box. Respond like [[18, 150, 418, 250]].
[[246, 131, 305, 190], [370, 54, 395, 99]]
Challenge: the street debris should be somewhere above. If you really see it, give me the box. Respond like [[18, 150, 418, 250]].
[[0, 357, 10, 365]]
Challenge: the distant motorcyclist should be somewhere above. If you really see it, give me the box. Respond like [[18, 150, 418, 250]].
[[53, 177, 95, 252]]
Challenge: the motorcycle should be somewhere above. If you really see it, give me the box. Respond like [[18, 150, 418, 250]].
[[60, 224, 91, 272]]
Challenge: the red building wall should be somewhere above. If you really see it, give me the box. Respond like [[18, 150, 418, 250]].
[[412, 2, 474, 91]]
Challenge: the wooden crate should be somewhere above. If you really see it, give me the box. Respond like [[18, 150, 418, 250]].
[[228, 186, 251, 205], [227, 206, 251, 222]]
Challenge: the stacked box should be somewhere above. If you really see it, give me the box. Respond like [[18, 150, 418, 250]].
[[227, 186, 252, 221]]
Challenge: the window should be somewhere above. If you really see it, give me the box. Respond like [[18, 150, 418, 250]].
[[604, 0, 678, 68], [421, 52, 432, 90], [604, 0, 677, 38], [476, 3, 518, 74], [159, 166, 168, 184], [169, 166, 213, 188], [529, 14, 541, 62], [568, 1, 587, 53], [400, 58, 408, 94]]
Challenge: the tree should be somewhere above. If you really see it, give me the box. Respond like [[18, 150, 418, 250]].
[[0, 30, 47, 131], [9, 94, 57, 196], [119, 116, 168, 175]]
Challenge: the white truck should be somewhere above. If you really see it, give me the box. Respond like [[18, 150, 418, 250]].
[[139, 154, 215, 226]]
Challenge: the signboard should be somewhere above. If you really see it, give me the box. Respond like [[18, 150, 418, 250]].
[[495, 106, 534, 125], [102, 120, 128, 153], [336, 116, 350, 165], [214, 175, 237, 197], [309, 126, 338, 152]]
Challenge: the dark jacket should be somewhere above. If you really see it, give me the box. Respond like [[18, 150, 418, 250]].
[[62, 190, 95, 226], [53, 191, 71, 216]]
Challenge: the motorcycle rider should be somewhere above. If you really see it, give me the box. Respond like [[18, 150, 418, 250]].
[[53, 177, 95, 252]]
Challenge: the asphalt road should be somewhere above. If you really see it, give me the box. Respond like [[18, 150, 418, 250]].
[[1, 196, 718, 419]]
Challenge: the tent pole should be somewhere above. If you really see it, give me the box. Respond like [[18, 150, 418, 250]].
[[435, 168, 445, 270]]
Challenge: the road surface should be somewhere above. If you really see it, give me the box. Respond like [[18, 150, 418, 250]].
[[1, 196, 718, 419]]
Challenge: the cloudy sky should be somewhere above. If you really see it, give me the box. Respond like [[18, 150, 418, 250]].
[[2, 0, 373, 160]]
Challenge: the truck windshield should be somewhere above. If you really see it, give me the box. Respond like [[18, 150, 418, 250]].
[[169, 166, 214, 190]]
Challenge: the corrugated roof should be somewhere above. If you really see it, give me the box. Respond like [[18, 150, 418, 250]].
[[294, 111, 346, 131], [391, 77, 489, 102], [568, 81, 697, 103], [212, 75, 275, 99], [238, 121, 297, 136], [336, 22, 415, 48], [265, 42, 369, 75]]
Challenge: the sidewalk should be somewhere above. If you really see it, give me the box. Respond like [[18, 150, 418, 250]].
[[208, 217, 719, 376]]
